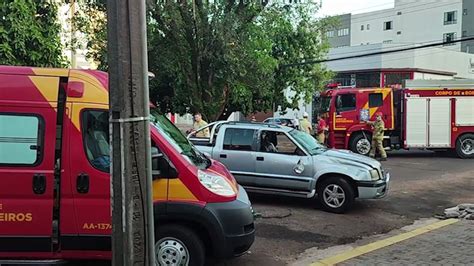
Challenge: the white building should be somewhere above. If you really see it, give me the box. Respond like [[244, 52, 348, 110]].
[[324, 0, 474, 86], [329, 0, 474, 53], [351, 0, 466, 52]]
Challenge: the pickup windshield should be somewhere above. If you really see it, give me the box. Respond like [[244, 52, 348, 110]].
[[289, 129, 327, 155], [149, 109, 210, 169]]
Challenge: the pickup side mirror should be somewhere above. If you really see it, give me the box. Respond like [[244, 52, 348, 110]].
[[151, 147, 178, 179]]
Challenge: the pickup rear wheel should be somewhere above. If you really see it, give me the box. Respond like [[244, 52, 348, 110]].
[[155, 224, 205, 266], [350, 133, 371, 156], [317, 176, 355, 214], [455, 134, 474, 159]]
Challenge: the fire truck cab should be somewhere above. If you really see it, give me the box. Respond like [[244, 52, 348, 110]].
[[318, 80, 474, 159]]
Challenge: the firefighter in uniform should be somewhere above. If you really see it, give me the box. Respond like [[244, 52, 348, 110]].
[[300, 112, 312, 135], [366, 112, 387, 161]]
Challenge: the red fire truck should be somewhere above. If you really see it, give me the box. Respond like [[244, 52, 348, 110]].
[[317, 79, 474, 159]]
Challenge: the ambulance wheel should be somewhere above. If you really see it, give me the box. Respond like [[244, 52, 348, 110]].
[[155, 224, 205, 266], [350, 133, 371, 156], [455, 134, 474, 159], [317, 176, 355, 214]]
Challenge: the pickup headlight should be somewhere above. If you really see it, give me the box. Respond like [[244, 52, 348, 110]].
[[198, 170, 236, 197], [370, 169, 380, 181]]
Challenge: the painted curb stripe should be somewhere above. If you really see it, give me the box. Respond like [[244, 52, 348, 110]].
[[311, 218, 459, 266]]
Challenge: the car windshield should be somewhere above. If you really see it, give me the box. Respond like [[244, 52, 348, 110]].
[[289, 129, 327, 155], [149, 108, 210, 169]]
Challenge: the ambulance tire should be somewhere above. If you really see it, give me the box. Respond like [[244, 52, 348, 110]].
[[155, 224, 206, 266], [350, 133, 372, 156], [455, 134, 474, 159]]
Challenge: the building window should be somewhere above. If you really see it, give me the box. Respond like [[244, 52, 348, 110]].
[[397, 11, 402, 15], [383, 40, 393, 44], [443, 32, 457, 46], [337, 28, 349, 36], [223, 128, 255, 151], [384, 21, 393, 30], [326, 31, 335, 38], [444, 11, 457, 25], [336, 94, 356, 112], [367, 24, 370, 30], [385, 73, 411, 87], [0, 114, 43, 165], [462, 30, 467, 37], [82, 110, 110, 172], [463, 9, 468, 16], [361, 25, 364, 31], [397, 31, 402, 35], [357, 73, 381, 87], [369, 93, 384, 108]]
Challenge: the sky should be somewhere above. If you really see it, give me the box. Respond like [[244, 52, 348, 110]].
[[318, 0, 395, 17]]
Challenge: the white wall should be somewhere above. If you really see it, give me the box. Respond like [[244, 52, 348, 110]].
[[413, 72, 452, 80], [411, 47, 474, 79], [351, 0, 463, 51], [326, 44, 474, 79]]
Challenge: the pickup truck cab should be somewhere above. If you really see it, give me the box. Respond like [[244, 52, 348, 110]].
[[189, 121, 390, 213], [0, 66, 254, 265]]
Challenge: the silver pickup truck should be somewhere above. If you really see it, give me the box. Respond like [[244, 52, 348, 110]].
[[188, 121, 390, 213]]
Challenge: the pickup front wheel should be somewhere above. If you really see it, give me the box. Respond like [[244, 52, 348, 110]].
[[317, 176, 355, 214]]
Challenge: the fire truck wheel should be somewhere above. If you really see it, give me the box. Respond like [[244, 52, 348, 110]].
[[317, 176, 355, 214], [155, 224, 205, 266], [350, 133, 372, 156], [456, 134, 474, 159]]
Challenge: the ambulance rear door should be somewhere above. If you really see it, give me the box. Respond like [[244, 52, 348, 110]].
[[0, 73, 58, 255]]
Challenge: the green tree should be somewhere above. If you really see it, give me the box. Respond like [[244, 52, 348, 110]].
[[75, 1, 334, 120], [0, 1, 66, 67], [148, 1, 279, 120], [262, 3, 334, 113], [73, 0, 107, 70]]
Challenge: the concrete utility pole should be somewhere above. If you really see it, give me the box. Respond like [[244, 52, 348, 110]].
[[107, 0, 155, 265]]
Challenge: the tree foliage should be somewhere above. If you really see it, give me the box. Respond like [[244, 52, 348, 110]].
[[76, 1, 334, 120], [73, 0, 107, 70], [0, 0, 66, 67]]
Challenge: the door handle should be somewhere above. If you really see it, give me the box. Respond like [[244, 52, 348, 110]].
[[76, 173, 90, 194], [256, 156, 264, 161], [220, 154, 227, 158], [32, 174, 46, 195]]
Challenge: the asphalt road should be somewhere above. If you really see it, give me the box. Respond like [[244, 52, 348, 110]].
[[70, 150, 473, 266], [219, 150, 474, 266]]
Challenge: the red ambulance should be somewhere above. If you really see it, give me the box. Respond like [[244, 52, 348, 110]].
[[0, 66, 255, 265], [317, 80, 474, 159]]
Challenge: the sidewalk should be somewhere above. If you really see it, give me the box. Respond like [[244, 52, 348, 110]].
[[296, 219, 474, 266]]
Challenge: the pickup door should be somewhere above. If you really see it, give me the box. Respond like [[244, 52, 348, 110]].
[[254, 130, 314, 192], [211, 127, 257, 187]]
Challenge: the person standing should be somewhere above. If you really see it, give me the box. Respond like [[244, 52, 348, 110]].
[[299, 112, 312, 135], [366, 112, 387, 161], [191, 112, 210, 138], [316, 113, 328, 144]]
